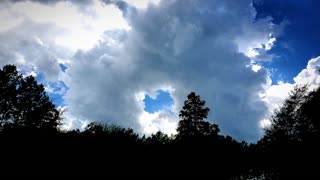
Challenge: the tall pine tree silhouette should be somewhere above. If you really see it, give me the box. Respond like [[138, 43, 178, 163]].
[[176, 92, 219, 140]]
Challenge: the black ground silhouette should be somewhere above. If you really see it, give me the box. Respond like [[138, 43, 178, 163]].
[[0, 65, 319, 177]]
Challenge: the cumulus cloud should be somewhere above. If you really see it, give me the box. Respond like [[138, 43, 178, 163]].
[[0, 0, 294, 142], [63, 0, 284, 142], [262, 56, 320, 128], [268, 56, 320, 105], [8, 0, 93, 10], [0, 20, 62, 81], [0, 0, 130, 82], [294, 57, 320, 89], [263, 79, 294, 114], [247, 36, 276, 62], [124, 0, 160, 9], [45, 81, 68, 96], [242, 19, 287, 62], [6, 0, 160, 12], [139, 110, 177, 135]]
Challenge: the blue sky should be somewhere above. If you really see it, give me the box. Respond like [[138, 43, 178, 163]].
[[1, 0, 320, 142], [254, 0, 320, 83], [144, 90, 174, 113]]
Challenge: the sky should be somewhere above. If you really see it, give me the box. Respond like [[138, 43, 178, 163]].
[[1, 0, 320, 142]]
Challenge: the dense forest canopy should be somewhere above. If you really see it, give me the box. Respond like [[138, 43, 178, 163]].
[[0, 64, 319, 177]]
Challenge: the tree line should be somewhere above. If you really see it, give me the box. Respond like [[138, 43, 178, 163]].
[[0, 64, 319, 177]]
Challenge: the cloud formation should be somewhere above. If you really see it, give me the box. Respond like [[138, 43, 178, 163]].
[[9, 0, 93, 8], [0, 0, 293, 142], [62, 0, 282, 141], [263, 56, 320, 125], [0, 0, 130, 80], [0, 20, 62, 81], [294, 57, 320, 89]]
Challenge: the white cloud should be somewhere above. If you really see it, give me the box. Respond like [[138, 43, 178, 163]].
[[266, 37, 276, 51], [245, 36, 276, 62], [260, 119, 272, 129], [0, 20, 63, 81], [252, 64, 262, 72], [137, 87, 177, 135], [59, 106, 89, 130], [9, 0, 129, 51], [241, 20, 288, 62], [124, 0, 160, 9], [0, 8, 23, 32], [263, 80, 294, 113], [139, 110, 177, 135], [294, 56, 320, 89], [0, 0, 130, 82], [261, 56, 320, 129], [45, 81, 68, 95]]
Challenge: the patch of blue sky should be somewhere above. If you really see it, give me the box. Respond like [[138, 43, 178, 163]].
[[254, 0, 320, 84], [144, 90, 174, 114], [45, 81, 68, 107], [59, 63, 68, 72], [33, 72, 68, 107]]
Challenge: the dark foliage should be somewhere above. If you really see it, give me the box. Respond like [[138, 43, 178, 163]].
[[256, 85, 320, 178], [0, 65, 61, 132], [176, 92, 220, 142], [0, 64, 320, 177]]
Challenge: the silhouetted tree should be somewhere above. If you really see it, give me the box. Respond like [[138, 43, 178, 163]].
[[257, 84, 320, 177], [299, 86, 320, 141], [84, 122, 107, 135], [0, 65, 61, 132], [84, 122, 139, 144], [261, 85, 312, 145], [176, 92, 219, 139], [146, 131, 171, 145]]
